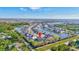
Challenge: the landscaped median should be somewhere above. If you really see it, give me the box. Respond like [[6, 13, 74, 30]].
[[35, 35, 79, 51]]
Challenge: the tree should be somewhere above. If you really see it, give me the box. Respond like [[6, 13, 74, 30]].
[[51, 44, 70, 51], [0, 39, 12, 51]]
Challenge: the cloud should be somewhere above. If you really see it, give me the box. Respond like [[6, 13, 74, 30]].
[[29, 7, 41, 10], [19, 8, 27, 11]]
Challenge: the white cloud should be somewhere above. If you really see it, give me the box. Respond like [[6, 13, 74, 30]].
[[29, 7, 41, 10], [19, 8, 27, 11]]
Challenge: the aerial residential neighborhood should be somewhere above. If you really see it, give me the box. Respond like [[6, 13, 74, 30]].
[[0, 19, 79, 51], [0, 7, 79, 51]]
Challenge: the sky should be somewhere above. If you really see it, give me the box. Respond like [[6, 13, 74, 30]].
[[0, 7, 79, 19]]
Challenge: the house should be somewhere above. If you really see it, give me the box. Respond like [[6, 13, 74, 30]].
[[64, 41, 70, 45], [58, 33, 69, 39], [2, 36, 12, 39]]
